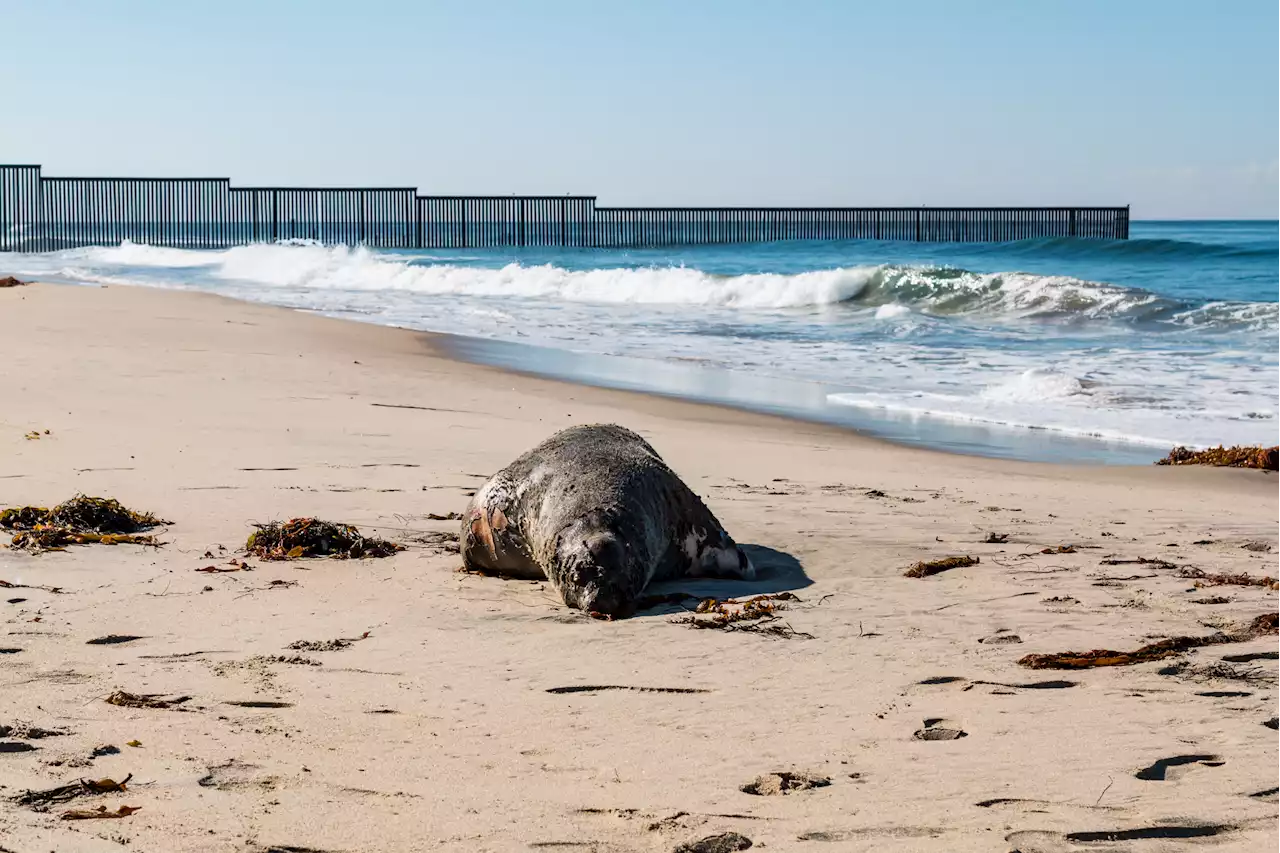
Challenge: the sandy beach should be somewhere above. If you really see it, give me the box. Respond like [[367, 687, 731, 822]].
[[1, 281, 1276, 852]]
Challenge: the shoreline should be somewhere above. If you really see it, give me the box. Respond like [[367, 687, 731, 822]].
[[430, 330, 1172, 467], [20, 277, 1191, 466], [1, 280, 1276, 852]]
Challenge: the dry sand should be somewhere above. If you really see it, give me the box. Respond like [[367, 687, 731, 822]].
[[0, 281, 1276, 853]]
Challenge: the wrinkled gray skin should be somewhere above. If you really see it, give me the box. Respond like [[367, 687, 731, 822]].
[[461, 424, 754, 616]]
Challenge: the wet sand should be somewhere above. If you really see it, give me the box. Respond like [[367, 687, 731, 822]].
[[1, 282, 1276, 852]]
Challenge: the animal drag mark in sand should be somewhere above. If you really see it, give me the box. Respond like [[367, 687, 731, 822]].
[[460, 424, 754, 617], [0, 495, 169, 553]]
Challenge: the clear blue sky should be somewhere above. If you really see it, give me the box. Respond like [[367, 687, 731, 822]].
[[2, 0, 1276, 218]]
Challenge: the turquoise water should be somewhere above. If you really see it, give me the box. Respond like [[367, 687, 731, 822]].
[[9, 221, 1277, 464]]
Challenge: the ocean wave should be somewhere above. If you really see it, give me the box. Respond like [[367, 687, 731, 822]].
[[972, 235, 1278, 261], [11, 240, 1278, 332]]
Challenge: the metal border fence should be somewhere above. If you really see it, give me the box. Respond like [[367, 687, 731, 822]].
[[1, 164, 1129, 251]]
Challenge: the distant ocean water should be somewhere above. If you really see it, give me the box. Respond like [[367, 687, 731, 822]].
[[8, 221, 1277, 464]]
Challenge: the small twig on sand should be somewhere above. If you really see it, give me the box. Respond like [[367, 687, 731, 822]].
[[0, 580, 67, 594], [1095, 777, 1114, 807]]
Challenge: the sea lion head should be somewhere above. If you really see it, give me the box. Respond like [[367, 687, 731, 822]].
[[552, 518, 644, 618]]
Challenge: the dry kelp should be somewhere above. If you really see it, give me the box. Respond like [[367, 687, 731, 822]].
[[740, 771, 830, 796], [0, 506, 49, 529], [1019, 612, 1278, 670], [1161, 660, 1277, 686], [2, 495, 168, 553], [904, 555, 978, 578], [61, 805, 141, 820], [104, 691, 190, 709], [10, 529, 161, 552], [671, 593, 810, 637], [1019, 636, 1211, 669], [12, 774, 132, 810], [0, 276, 27, 288], [246, 518, 402, 560], [1157, 445, 1278, 470], [1177, 567, 1278, 590]]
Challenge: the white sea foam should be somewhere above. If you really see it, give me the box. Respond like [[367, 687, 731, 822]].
[[874, 303, 911, 319], [6, 241, 1276, 454], [980, 368, 1090, 403], [12, 242, 1278, 330]]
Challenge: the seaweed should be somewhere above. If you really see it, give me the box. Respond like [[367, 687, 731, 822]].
[[904, 555, 978, 578], [1019, 636, 1215, 669], [740, 771, 830, 796], [61, 805, 141, 820], [0, 506, 49, 530], [12, 774, 132, 810], [1162, 660, 1277, 686], [1156, 445, 1278, 470], [104, 691, 190, 709], [1177, 567, 1278, 590], [671, 593, 810, 638], [1100, 556, 1176, 568], [245, 518, 402, 560], [2, 495, 168, 553], [44, 496, 167, 533], [9, 529, 161, 553], [0, 276, 26, 288], [1019, 612, 1278, 669]]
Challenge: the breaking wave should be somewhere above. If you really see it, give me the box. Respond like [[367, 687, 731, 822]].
[[16, 241, 1276, 332]]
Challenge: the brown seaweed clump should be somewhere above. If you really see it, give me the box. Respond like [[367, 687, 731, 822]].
[[245, 518, 402, 560], [1019, 611, 1278, 670], [1, 495, 169, 553], [1019, 636, 1214, 670], [1178, 567, 1279, 590], [1157, 445, 1278, 471], [0, 276, 27, 288], [904, 555, 979, 578]]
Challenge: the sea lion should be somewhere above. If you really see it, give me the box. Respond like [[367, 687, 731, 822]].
[[461, 424, 754, 616]]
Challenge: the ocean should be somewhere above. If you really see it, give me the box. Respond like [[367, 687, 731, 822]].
[[7, 220, 1276, 465]]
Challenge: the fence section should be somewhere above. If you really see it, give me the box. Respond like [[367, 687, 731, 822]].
[[1, 164, 1130, 251]]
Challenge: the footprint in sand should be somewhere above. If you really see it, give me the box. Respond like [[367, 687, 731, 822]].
[[198, 759, 280, 792], [674, 833, 753, 853], [978, 631, 1023, 645], [913, 718, 967, 741]]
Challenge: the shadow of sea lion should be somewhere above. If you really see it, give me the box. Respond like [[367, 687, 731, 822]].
[[638, 544, 811, 612]]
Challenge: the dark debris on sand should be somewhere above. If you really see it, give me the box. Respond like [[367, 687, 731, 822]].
[[740, 771, 830, 796], [104, 691, 190, 710], [246, 518, 402, 560], [670, 594, 811, 638], [12, 774, 132, 811], [1156, 445, 1278, 470], [1019, 612, 1278, 669], [1, 495, 169, 553], [674, 832, 754, 852], [904, 555, 978, 578], [1178, 567, 1278, 590]]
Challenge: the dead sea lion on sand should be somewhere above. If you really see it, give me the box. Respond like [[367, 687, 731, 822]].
[[461, 424, 754, 616]]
